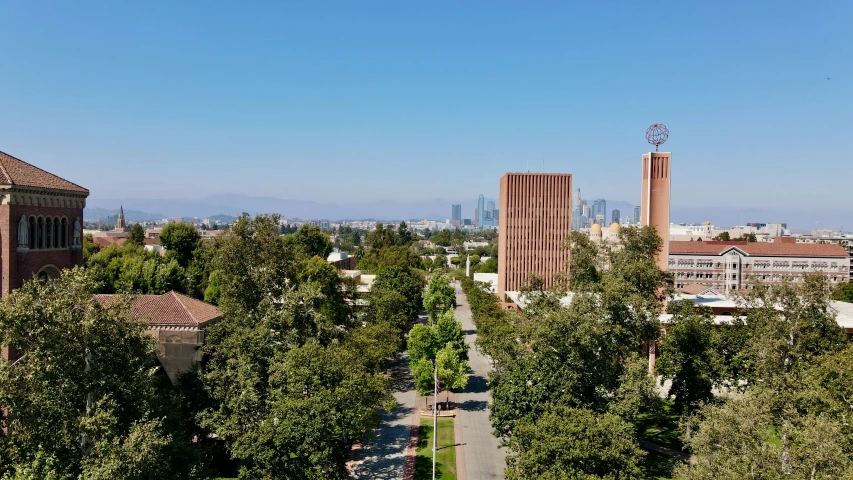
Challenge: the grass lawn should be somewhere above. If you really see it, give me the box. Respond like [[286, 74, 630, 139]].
[[414, 417, 457, 480], [634, 399, 684, 451], [641, 450, 683, 479]]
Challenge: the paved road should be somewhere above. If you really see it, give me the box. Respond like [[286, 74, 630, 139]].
[[454, 283, 506, 480], [349, 351, 417, 479]]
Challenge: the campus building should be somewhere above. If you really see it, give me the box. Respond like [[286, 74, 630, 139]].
[[0, 151, 88, 294], [640, 152, 672, 270], [668, 238, 850, 292], [498, 173, 573, 300]]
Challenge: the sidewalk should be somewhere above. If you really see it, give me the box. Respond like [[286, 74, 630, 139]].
[[453, 284, 506, 479], [349, 350, 419, 479]]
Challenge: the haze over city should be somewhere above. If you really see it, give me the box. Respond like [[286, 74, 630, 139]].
[[1, 1, 851, 223]]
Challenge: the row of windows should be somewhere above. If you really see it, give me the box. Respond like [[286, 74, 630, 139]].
[[672, 261, 844, 271], [27, 216, 69, 250]]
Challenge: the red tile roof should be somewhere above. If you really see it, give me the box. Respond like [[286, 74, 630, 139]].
[[92, 236, 160, 248], [0, 151, 89, 194], [94, 291, 221, 326], [670, 240, 849, 258]]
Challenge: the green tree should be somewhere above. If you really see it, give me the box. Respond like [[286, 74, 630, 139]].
[[83, 233, 101, 263], [204, 270, 222, 304], [0, 269, 200, 479], [292, 225, 334, 260], [372, 266, 425, 320], [159, 222, 201, 267], [397, 221, 413, 246], [656, 300, 721, 412], [505, 407, 645, 480], [125, 223, 145, 247], [475, 257, 498, 273], [423, 273, 457, 322], [713, 231, 731, 241], [435, 342, 469, 405], [832, 281, 853, 303]]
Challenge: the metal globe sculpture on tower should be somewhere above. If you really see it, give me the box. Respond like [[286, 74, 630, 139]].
[[645, 123, 669, 151]]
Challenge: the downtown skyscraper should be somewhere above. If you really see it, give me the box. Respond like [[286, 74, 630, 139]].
[[451, 204, 462, 226], [593, 198, 606, 225], [477, 194, 485, 228]]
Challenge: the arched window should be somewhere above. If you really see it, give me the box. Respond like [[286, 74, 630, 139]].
[[46, 218, 52, 249], [29, 217, 36, 249], [61, 218, 67, 248], [53, 218, 60, 248], [37, 218, 45, 249]]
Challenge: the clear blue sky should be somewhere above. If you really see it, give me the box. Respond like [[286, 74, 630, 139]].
[[1, 1, 850, 209]]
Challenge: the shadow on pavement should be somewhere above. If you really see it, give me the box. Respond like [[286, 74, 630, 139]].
[[459, 399, 488, 411], [463, 374, 490, 394]]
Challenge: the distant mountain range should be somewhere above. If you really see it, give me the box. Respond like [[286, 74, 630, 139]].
[[84, 194, 850, 232]]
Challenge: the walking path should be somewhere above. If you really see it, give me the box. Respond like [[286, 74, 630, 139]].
[[638, 439, 696, 463], [454, 283, 506, 480], [349, 350, 419, 479]]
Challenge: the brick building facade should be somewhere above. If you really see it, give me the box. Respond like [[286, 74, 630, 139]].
[[0, 151, 88, 363], [497, 173, 573, 300]]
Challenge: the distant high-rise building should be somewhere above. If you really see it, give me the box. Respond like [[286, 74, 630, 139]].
[[633, 205, 641, 225], [498, 173, 573, 300], [477, 194, 485, 228], [593, 199, 607, 226], [612, 209, 620, 225], [474, 208, 479, 228], [493, 208, 499, 226], [486, 200, 496, 227], [640, 152, 672, 270], [451, 204, 462, 226], [595, 214, 605, 225]]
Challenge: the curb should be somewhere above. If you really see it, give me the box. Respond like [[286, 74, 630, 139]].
[[402, 399, 421, 480]]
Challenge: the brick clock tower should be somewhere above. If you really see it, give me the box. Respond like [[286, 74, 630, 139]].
[[0, 151, 89, 296], [640, 151, 671, 271]]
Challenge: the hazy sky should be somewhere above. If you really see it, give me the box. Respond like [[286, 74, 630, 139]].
[[1, 1, 850, 208]]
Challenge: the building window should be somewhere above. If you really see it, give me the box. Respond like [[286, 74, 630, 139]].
[[29, 217, 37, 249], [46, 218, 52, 249], [53, 218, 60, 248], [61, 218, 68, 248]]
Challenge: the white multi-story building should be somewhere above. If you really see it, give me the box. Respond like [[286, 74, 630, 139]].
[[668, 237, 850, 292]]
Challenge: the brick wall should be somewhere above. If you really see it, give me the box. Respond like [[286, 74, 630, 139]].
[[2, 203, 84, 296]]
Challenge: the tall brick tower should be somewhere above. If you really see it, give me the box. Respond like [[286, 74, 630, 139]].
[[0, 150, 88, 363], [640, 151, 671, 270], [498, 172, 573, 300], [0, 151, 89, 295]]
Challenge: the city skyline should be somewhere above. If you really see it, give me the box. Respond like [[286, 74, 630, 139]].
[[1, 2, 851, 211]]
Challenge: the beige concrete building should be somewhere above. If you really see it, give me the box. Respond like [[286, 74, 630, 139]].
[[668, 237, 850, 293], [498, 173, 573, 300], [640, 152, 672, 270]]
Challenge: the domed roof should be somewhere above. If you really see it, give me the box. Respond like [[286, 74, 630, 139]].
[[590, 223, 602, 232], [704, 220, 711, 225], [609, 222, 621, 232]]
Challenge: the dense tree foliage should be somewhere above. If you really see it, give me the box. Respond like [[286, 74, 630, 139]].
[[832, 280, 853, 303], [125, 223, 145, 247], [159, 222, 201, 267], [0, 269, 202, 479], [197, 214, 414, 478], [86, 244, 189, 295], [674, 274, 853, 478], [423, 273, 457, 322], [463, 226, 670, 478], [506, 407, 646, 480], [656, 301, 723, 413], [407, 309, 469, 399]]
